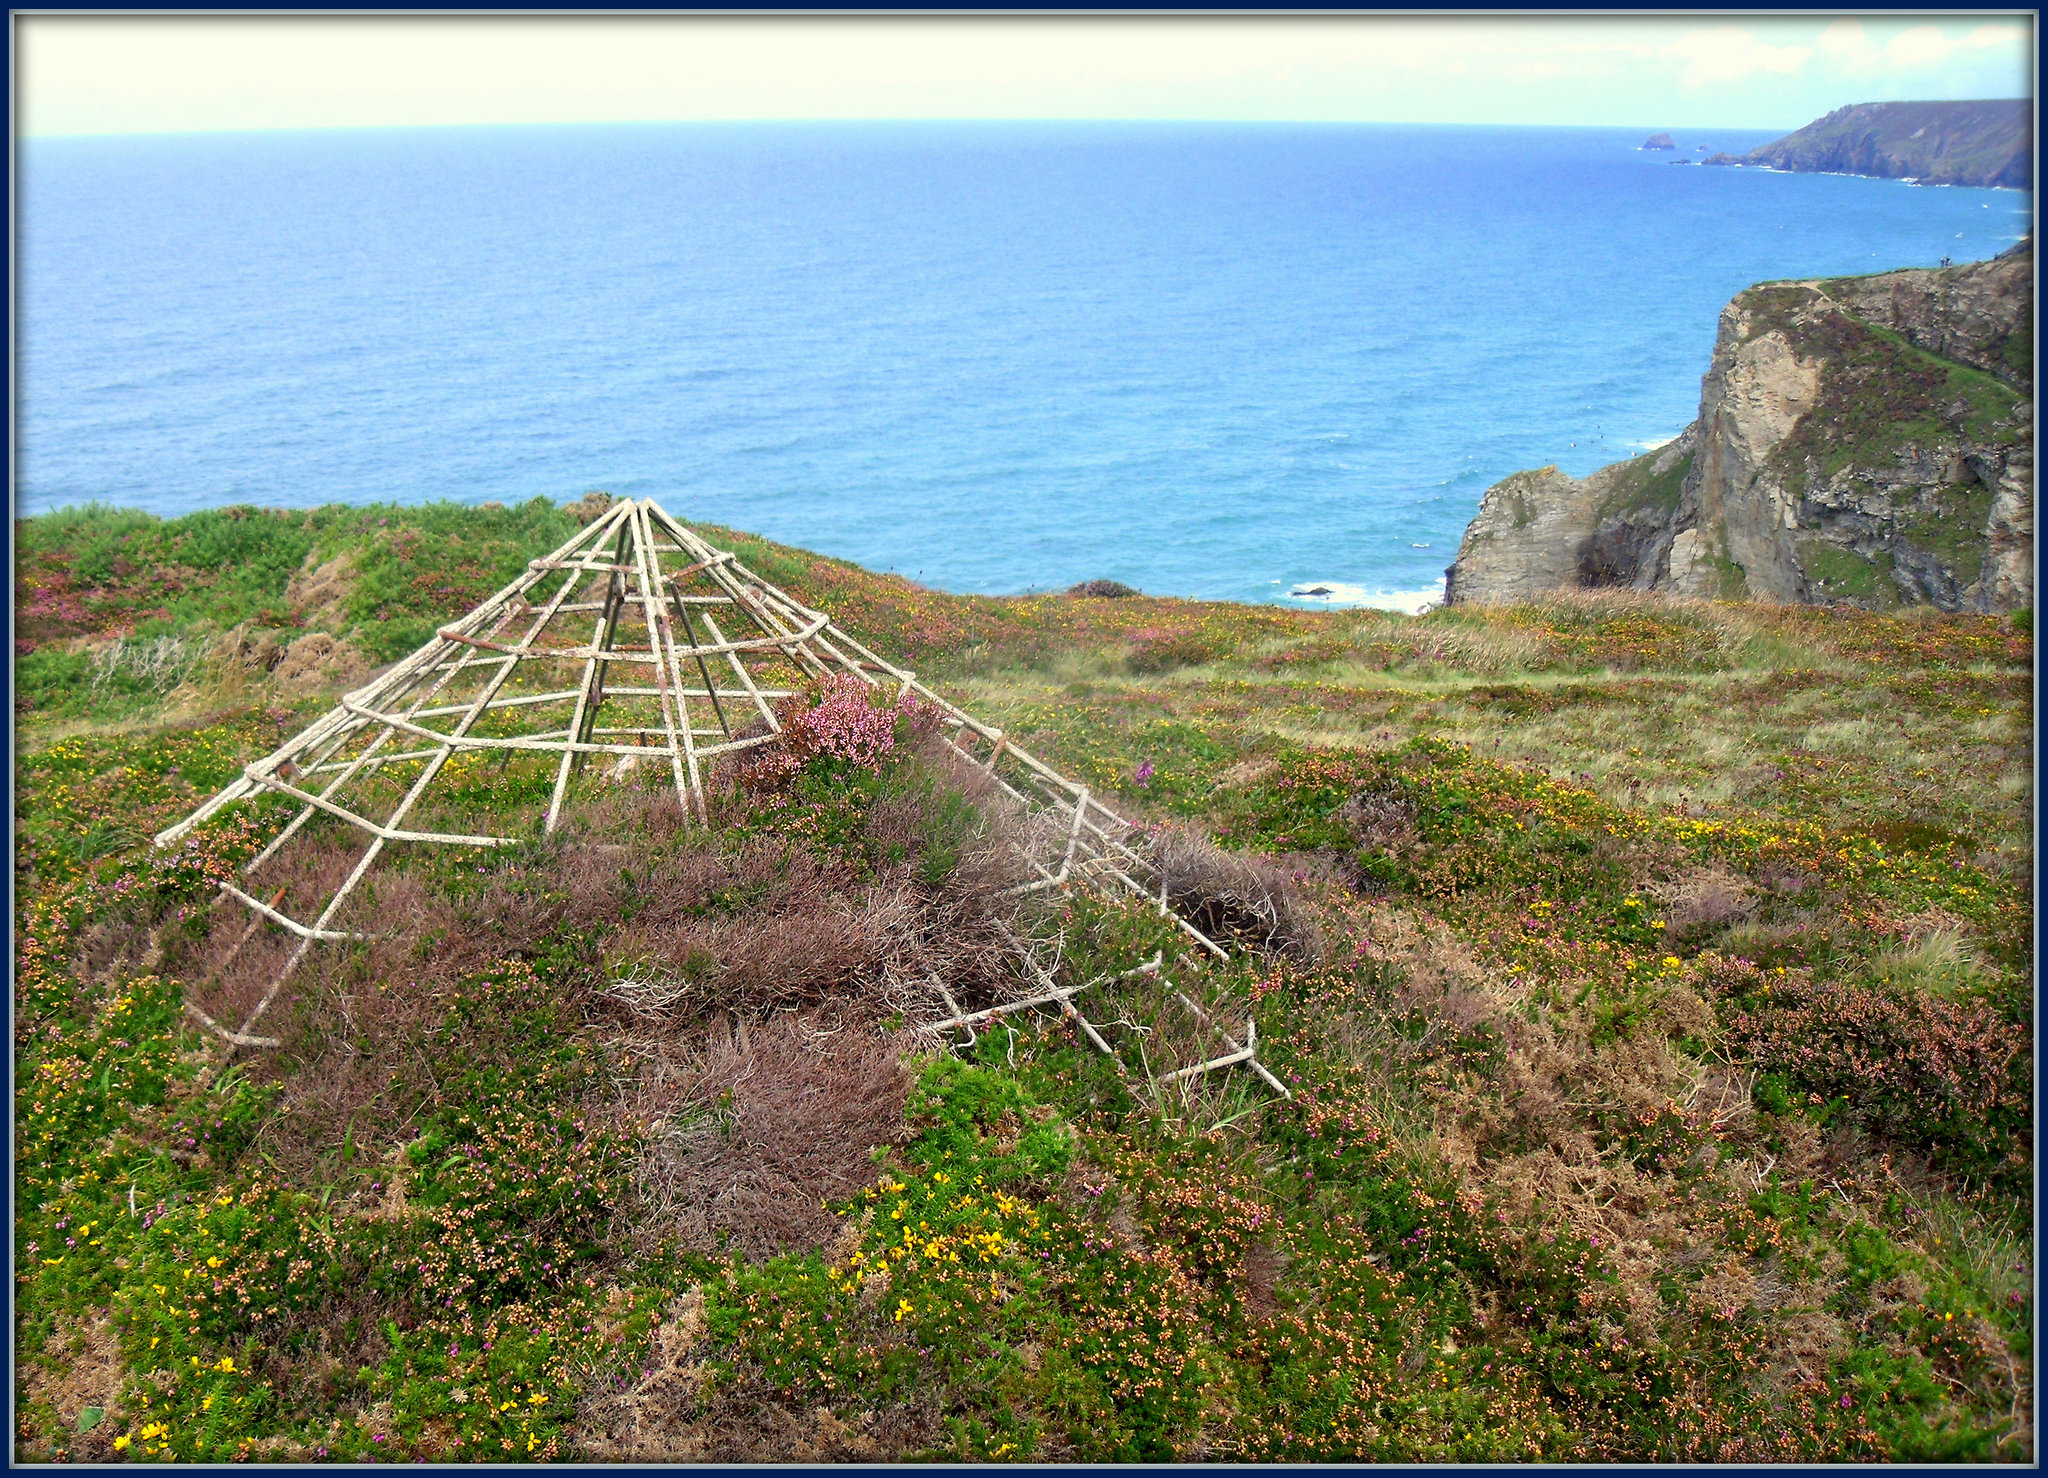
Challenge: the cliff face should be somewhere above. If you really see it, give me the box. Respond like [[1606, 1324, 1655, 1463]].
[[1446, 242, 2033, 613], [1704, 100, 2031, 189]]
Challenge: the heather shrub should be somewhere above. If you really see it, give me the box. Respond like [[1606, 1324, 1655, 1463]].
[[641, 1015, 909, 1261], [1722, 970, 2031, 1185], [387, 1078, 632, 1312], [737, 674, 932, 792], [374, 961, 637, 1314], [1067, 580, 1140, 599], [862, 754, 997, 890], [1220, 738, 1648, 912], [117, 1177, 344, 1349]]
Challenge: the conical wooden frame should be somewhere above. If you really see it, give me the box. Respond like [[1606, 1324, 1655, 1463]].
[[157, 497, 1218, 1049]]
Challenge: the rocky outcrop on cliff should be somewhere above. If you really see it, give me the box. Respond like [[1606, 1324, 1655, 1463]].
[[1442, 431, 1694, 605], [1819, 236, 2032, 385], [1703, 99, 2031, 189], [1446, 242, 2033, 613]]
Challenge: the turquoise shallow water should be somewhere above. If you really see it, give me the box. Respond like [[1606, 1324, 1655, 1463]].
[[16, 122, 2031, 608]]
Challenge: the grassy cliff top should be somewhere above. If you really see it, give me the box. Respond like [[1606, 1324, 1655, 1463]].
[[13, 501, 2036, 1463]]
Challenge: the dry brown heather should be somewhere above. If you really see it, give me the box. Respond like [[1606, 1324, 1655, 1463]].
[[12, 509, 2035, 1463]]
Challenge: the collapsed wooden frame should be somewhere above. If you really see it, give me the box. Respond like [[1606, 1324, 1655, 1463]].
[[943, 940, 1292, 1104], [154, 497, 1284, 1097]]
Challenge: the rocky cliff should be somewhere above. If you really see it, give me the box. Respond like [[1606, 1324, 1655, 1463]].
[[1445, 240, 2033, 613], [1703, 99, 2031, 190]]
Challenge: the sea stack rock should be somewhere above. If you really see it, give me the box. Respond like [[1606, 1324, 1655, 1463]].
[[1641, 133, 1677, 151]]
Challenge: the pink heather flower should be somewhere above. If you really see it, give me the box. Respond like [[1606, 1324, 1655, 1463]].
[[793, 675, 900, 770]]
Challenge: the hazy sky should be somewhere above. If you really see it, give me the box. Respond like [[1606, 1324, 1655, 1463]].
[[16, 14, 2035, 138]]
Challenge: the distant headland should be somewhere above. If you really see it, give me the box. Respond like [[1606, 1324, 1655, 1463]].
[[1703, 99, 2031, 189]]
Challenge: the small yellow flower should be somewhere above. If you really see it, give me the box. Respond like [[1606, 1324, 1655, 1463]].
[[113, 1437, 130, 1451], [528, 1392, 546, 1405], [207, 1256, 223, 1269]]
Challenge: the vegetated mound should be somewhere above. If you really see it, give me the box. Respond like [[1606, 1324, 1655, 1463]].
[[15, 670, 1331, 1461], [1447, 239, 2034, 613], [187, 729, 1042, 1267], [1704, 99, 2031, 188]]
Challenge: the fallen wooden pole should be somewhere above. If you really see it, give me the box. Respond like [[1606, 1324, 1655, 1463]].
[[1157, 1020, 1258, 1085], [184, 999, 281, 1051], [1171, 988, 1291, 1100], [991, 919, 1127, 1075], [927, 980, 1092, 1033]]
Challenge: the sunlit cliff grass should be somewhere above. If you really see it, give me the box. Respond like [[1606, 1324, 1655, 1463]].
[[14, 500, 2034, 1462]]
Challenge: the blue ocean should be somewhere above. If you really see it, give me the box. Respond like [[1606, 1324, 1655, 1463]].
[[16, 123, 2031, 609]]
